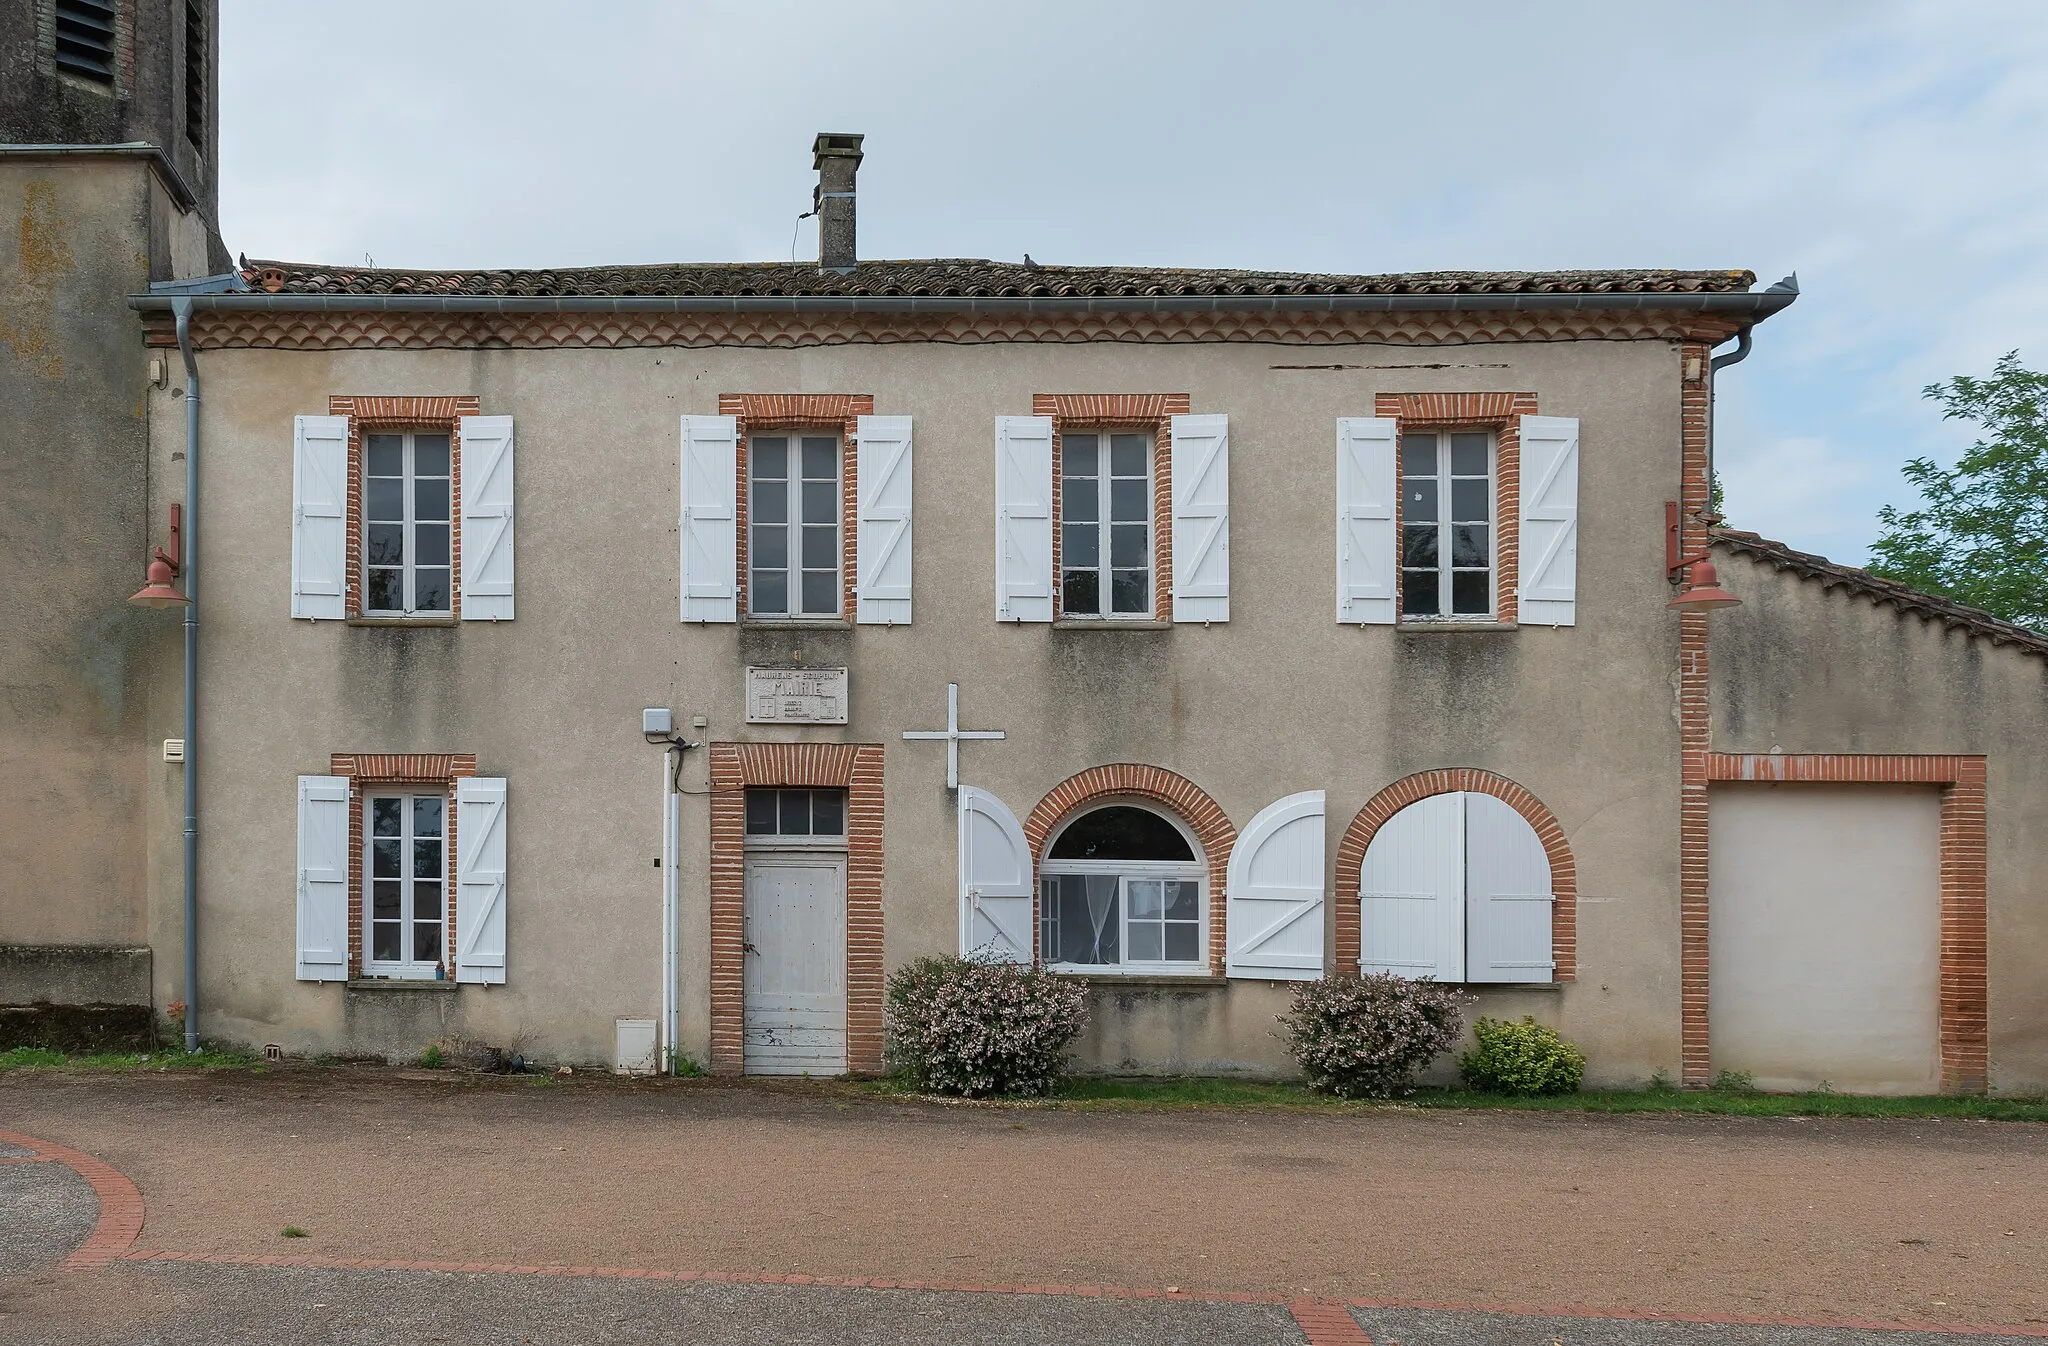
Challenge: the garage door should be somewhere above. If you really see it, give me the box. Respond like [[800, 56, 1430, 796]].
[[1708, 784, 1941, 1094]]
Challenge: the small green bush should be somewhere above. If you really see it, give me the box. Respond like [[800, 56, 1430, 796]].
[[1279, 974, 1468, 1099], [416, 1044, 446, 1069], [1457, 1015, 1586, 1096], [885, 955, 1089, 1098]]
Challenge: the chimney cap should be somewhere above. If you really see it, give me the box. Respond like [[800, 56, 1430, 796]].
[[813, 132, 864, 168]]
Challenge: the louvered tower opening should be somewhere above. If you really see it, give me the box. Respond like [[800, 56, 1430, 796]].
[[184, 0, 206, 147], [53, 0, 117, 84]]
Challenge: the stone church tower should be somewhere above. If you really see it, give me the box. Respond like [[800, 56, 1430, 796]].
[[1, 1, 230, 1042]]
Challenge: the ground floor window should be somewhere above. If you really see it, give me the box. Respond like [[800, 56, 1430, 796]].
[[367, 792, 445, 977], [1039, 804, 1205, 971]]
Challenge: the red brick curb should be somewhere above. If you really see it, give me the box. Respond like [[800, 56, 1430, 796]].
[[0, 1129, 146, 1269], [1292, 1298, 1373, 1343]]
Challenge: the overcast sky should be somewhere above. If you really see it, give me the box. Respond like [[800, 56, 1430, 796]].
[[219, 0, 2048, 566]]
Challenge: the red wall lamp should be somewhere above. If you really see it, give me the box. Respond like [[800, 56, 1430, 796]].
[[129, 504, 190, 607], [1664, 500, 1741, 612]]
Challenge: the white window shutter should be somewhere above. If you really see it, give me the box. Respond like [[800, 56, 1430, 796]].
[[291, 415, 349, 620], [1225, 790, 1325, 979], [1464, 792, 1555, 982], [1517, 415, 1580, 626], [855, 414, 914, 624], [1359, 791, 1465, 980], [1336, 418, 1398, 624], [455, 777, 509, 985], [993, 416, 1054, 622], [1169, 413, 1230, 622], [295, 775, 350, 981], [458, 415, 515, 620], [679, 415, 739, 623], [958, 786, 1034, 962]]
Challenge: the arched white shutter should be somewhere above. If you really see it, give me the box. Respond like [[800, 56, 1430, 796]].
[[1170, 413, 1230, 622], [959, 786, 1034, 962], [295, 775, 350, 981], [1225, 790, 1325, 979], [1517, 415, 1580, 626], [459, 415, 515, 620], [680, 415, 738, 622], [994, 416, 1054, 622], [1336, 417, 1398, 624], [855, 414, 913, 624], [455, 777, 508, 985], [1360, 791, 1464, 980], [291, 415, 349, 620], [1464, 792, 1555, 982]]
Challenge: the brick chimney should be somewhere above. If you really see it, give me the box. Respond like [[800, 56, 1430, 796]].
[[812, 132, 864, 273]]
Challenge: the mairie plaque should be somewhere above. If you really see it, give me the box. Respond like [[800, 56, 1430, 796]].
[[745, 667, 849, 725]]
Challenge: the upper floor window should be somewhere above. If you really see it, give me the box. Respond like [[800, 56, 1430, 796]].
[[1401, 429, 1494, 620], [1041, 804, 1205, 970], [54, 0, 117, 84], [364, 431, 453, 617], [1061, 431, 1152, 618], [749, 434, 841, 617]]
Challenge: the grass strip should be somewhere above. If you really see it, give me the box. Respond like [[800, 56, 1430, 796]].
[[0, 1045, 257, 1073]]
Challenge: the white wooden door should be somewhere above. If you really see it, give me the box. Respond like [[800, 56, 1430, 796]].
[[743, 853, 847, 1075]]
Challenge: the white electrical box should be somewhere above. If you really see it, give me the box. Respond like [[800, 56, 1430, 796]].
[[163, 739, 186, 763], [614, 1018, 658, 1075], [642, 708, 673, 737]]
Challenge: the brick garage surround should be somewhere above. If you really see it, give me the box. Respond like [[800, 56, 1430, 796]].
[[1034, 394, 1190, 621], [719, 395, 873, 621], [1021, 764, 1237, 976], [1701, 754, 1990, 1095], [707, 742, 885, 1074], [1374, 392, 1538, 625], [328, 396, 481, 620], [330, 753, 478, 980], [1331, 768, 1578, 982]]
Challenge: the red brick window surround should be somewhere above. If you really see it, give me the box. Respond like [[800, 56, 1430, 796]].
[[1332, 768, 1578, 983], [1022, 764, 1238, 977], [329, 395, 481, 621], [707, 742, 885, 1074], [1035, 394, 1190, 622], [720, 394, 874, 622], [329, 753, 478, 980], [1692, 754, 1989, 1095], [1375, 392, 1538, 625]]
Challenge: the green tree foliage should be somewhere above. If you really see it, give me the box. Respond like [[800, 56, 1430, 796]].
[[1869, 352, 2048, 631]]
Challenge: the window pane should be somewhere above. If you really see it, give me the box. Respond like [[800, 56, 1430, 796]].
[[414, 568, 451, 613], [413, 920, 441, 963], [1451, 479, 1490, 523], [751, 525, 787, 569], [1164, 881, 1198, 921], [800, 570, 837, 614], [413, 477, 450, 523], [1128, 879, 1163, 919], [1109, 435, 1147, 477], [367, 523, 405, 565], [751, 481, 788, 525], [366, 435, 404, 477], [413, 882, 441, 920], [752, 570, 788, 614], [1108, 523, 1146, 568], [1062, 524, 1099, 567], [1452, 524, 1489, 567], [751, 438, 787, 478], [746, 790, 777, 834], [1049, 807, 1194, 861], [413, 839, 440, 879], [1400, 434, 1437, 478], [1128, 922, 1163, 962], [415, 524, 451, 567], [1163, 922, 1199, 962], [1062, 477, 1098, 522], [371, 798, 402, 836], [412, 795, 443, 837], [366, 478, 404, 522], [1063, 569, 1099, 614], [1402, 524, 1439, 568], [801, 481, 836, 525], [1109, 479, 1147, 521], [1402, 570, 1441, 616], [1452, 570, 1491, 615], [414, 435, 451, 477], [372, 839, 401, 878], [811, 790, 844, 835], [367, 568, 402, 612], [1403, 479, 1438, 522], [779, 789, 811, 835], [373, 924, 400, 962], [801, 438, 836, 480], [801, 525, 836, 569], [1111, 569, 1148, 613], [1062, 434, 1098, 475], [1450, 433, 1488, 477], [372, 880, 401, 918], [1082, 874, 1119, 964]]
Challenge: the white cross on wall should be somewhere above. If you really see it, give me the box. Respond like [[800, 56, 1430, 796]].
[[901, 682, 1005, 790]]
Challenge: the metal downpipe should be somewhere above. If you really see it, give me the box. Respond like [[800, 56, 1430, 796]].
[[173, 298, 200, 1053]]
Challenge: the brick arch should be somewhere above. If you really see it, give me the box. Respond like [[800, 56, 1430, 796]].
[[1024, 765, 1238, 976], [1333, 769, 1577, 981]]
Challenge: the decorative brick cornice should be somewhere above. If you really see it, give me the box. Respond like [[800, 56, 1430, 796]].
[[1034, 395, 1191, 621], [1023, 764, 1236, 976], [1332, 768, 1577, 983], [720, 394, 873, 621], [1376, 392, 1538, 625]]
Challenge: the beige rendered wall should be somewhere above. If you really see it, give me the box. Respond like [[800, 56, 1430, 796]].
[[149, 335, 1703, 1076], [1709, 550, 2048, 1094]]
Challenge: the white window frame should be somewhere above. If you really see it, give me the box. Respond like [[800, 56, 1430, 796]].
[[742, 786, 850, 853], [363, 429, 455, 618], [1400, 428, 1497, 622], [1038, 802, 1207, 974], [362, 789, 449, 980], [1060, 429, 1154, 620], [747, 432, 843, 619]]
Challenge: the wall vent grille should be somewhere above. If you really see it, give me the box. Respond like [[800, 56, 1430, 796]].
[[53, 0, 117, 84], [183, 1, 206, 148]]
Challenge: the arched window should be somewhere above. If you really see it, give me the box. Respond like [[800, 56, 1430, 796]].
[[1041, 804, 1205, 970]]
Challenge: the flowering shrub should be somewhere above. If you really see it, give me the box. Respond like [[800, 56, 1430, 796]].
[[885, 955, 1089, 1098], [1278, 974, 1468, 1098], [1457, 1015, 1586, 1096]]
